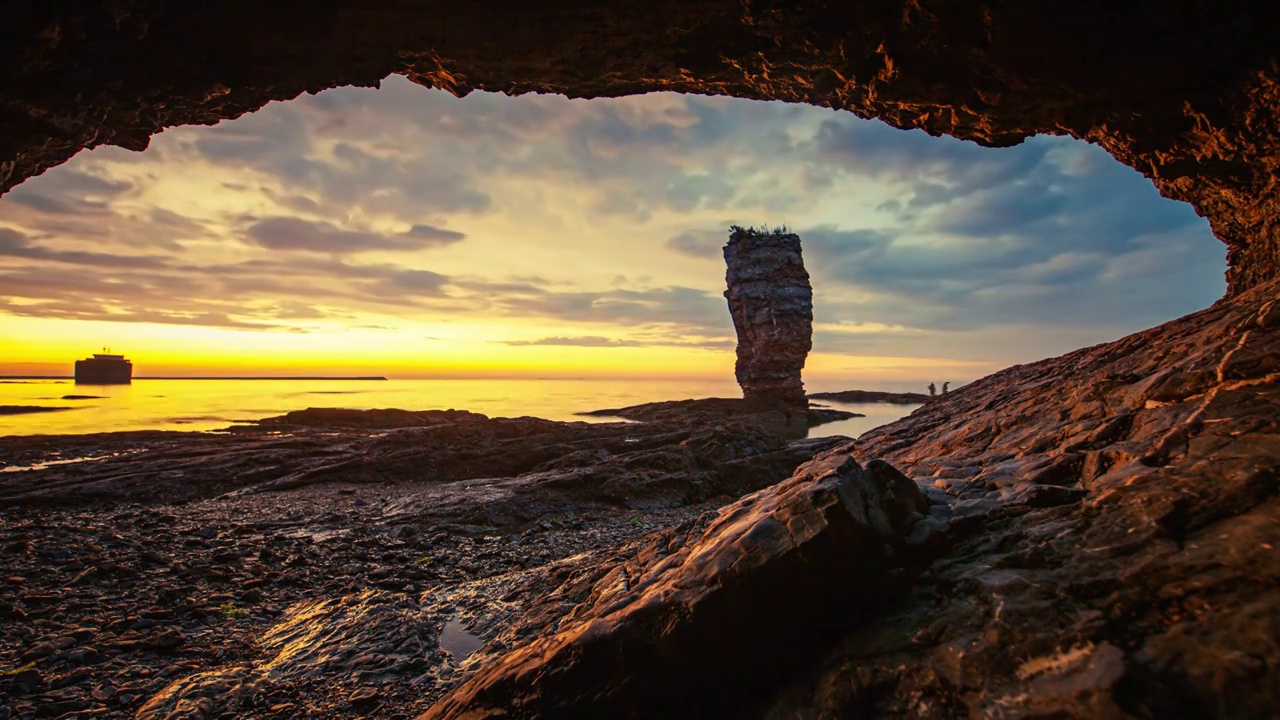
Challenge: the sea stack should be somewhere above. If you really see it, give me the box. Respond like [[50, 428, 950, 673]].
[[723, 226, 813, 407]]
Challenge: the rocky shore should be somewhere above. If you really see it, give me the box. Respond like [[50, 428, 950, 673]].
[[0, 409, 847, 718]]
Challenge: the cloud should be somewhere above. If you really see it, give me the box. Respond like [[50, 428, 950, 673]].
[[666, 230, 725, 259], [2, 168, 134, 216], [502, 335, 642, 347], [794, 134, 1225, 332], [809, 118, 1047, 202], [500, 333, 733, 349], [494, 285, 729, 333], [0, 297, 289, 330], [243, 217, 464, 253], [404, 224, 466, 243], [0, 227, 169, 268]]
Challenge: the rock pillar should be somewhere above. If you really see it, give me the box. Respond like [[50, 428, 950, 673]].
[[723, 227, 813, 406]]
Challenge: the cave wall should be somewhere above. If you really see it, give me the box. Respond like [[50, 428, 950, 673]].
[[1, 1, 1277, 293]]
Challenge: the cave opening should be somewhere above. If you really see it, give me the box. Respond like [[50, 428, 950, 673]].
[[3, 5, 1279, 716]]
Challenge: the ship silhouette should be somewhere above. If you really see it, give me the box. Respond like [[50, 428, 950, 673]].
[[75, 348, 132, 384]]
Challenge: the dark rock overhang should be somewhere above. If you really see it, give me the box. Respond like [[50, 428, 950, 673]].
[[1, 1, 1277, 293]]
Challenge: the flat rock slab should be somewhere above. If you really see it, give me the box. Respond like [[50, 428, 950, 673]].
[[581, 396, 858, 440], [0, 405, 75, 415]]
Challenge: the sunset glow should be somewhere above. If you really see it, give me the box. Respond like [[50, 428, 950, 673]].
[[0, 77, 1226, 383]]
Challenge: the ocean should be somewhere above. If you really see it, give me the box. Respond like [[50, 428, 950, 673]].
[[0, 377, 922, 438]]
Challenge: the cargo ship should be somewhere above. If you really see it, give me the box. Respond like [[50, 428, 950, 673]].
[[74, 349, 133, 384]]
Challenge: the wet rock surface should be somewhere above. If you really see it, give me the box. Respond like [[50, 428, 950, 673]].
[[809, 389, 931, 404], [581, 396, 858, 439], [0, 408, 846, 718], [724, 228, 814, 406]]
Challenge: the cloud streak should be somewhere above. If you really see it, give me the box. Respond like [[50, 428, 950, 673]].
[[243, 217, 465, 253]]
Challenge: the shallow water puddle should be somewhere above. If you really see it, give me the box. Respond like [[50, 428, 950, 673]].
[[0, 453, 128, 472], [280, 527, 351, 543], [440, 618, 483, 659]]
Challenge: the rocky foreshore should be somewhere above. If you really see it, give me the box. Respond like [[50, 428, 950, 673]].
[[0, 407, 848, 718]]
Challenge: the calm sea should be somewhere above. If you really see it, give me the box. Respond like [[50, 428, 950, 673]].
[[0, 378, 921, 438]]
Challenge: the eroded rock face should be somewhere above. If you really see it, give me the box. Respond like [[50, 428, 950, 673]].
[[724, 228, 813, 405], [760, 278, 1280, 718], [1, 3, 1278, 292], [423, 453, 940, 719]]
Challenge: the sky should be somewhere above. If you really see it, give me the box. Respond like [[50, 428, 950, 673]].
[[0, 75, 1227, 384]]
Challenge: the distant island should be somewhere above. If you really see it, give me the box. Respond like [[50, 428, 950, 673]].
[[808, 389, 931, 404]]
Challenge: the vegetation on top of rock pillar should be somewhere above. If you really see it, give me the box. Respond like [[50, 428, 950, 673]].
[[729, 224, 793, 237]]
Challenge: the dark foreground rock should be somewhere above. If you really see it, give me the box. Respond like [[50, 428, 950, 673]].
[[809, 389, 931, 404], [757, 279, 1280, 718], [5, 4, 1280, 298], [423, 453, 941, 719]]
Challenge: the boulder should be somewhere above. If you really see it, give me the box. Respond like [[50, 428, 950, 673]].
[[422, 453, 936, 719]]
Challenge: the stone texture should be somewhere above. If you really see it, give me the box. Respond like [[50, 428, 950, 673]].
[[758, 277, 1280, 718], [1, 2, 1278, 293], [422, 453, 938, 719], [724, 227, 813, 405], [136, 668, 260, 720]]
